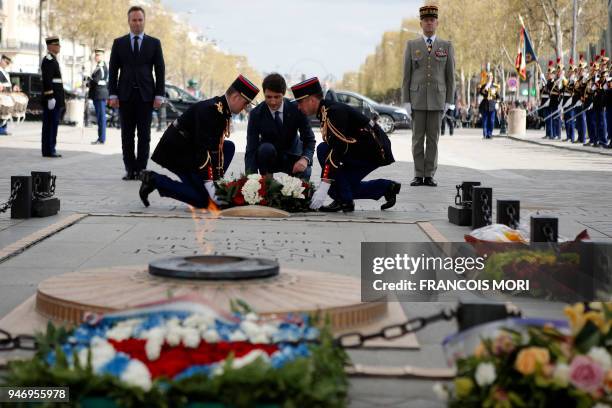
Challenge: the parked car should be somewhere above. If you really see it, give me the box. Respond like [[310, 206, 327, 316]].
[[309, 89, 409, 134], [85, 83, 201, 128], [334, 91, 410, 133], [9, 72, 78, 121]]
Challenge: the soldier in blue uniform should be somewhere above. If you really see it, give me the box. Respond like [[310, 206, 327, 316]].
[[593, 50, 608, 147], [562, 59, 575, 142], [290, 77, 400, 212], [478, 71, 499, 139], [540, 61, 554, 139], [88, 48, 109, 145], [584, 58, 599, 146], [573, 55, 588, 144], [40, 36, 64, 157], [138, 75, 259, 208], [549, 58, 564, 140]]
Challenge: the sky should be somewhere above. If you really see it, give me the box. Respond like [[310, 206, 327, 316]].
[[161, 0, 421, 82]]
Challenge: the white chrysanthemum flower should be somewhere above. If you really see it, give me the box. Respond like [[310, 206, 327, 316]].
[[78, 337, 116, 370], [229, 330, 248, 342], [475, 362, 496, 386], [145, 337, 164, 361], [247, 173, 262, 181], [120, 359, 152, 391], [182, 327, 201, 348], [241, 321, 263, 338], [202, 328, 221, 343], [588, 347, 612, 370], [105, 318, 142, 341], [242, 179, 263, 205], [553, 363, 570, 386], [166, 328, 182, 347]]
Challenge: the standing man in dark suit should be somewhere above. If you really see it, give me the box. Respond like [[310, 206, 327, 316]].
[[40, 36, 65, 158], [109, 5, 165, 180], [245, 73, 315, 180], [139, 75, 259, 208], [89, 48, 109, 145]]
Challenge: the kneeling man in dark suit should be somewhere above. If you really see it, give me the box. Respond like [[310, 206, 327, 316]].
[[138, 75, 259, 208], [245, 73, 315, 180]]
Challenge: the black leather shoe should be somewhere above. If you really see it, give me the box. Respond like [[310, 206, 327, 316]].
[[91, 140, 104, 145], [43, 153, 62, 158], [423, 177, 437, 187], [122, 171, 135, 181], [410, 177, 424, 186], [139, 171, 156, 207], [381, 182, 401, 210], [320, 200, 355, 213]]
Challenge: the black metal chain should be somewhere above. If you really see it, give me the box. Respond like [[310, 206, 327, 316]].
[[481, 192, 492, 225], [506, 205, 519, 230], [32, 175, 56, 199], [335, 308, 456, 349], [0, 328, 37, 351], [0, 180, 22, 214]]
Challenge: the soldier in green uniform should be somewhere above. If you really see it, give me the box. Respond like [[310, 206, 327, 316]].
[[402, 4, 455, 187]]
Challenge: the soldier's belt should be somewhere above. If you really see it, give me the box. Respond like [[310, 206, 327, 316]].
[[52, 78, 62, 84], [97, 80, 107, 86]]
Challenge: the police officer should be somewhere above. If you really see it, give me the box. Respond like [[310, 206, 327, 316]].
[[0, 55, 12, 136], [41, 36, 64, 158], [290, 77, 401, 212], [89, 48, 109, 145], [549, 58, 565, 140], [478, 71, 499, 139], [138, 75, 259, 208]]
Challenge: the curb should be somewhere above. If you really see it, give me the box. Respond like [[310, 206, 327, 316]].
[[506, 134, 612, 157]]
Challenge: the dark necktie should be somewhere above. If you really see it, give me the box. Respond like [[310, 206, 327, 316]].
[[274, 111, 283, 130], [426, 38, 432, 53], [133, 36, 140, 57]]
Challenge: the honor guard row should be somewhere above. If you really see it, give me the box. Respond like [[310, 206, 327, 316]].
[[138, 75, 402, 212], [539, 50, 611, 147]]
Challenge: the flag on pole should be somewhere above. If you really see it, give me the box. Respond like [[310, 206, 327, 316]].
[[515, 15, 538, 80]]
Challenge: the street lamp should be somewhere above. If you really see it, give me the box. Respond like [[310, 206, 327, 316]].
[[38, 0, 45, 72]]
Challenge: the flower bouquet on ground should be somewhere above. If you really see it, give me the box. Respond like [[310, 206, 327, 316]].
[[441, 302, 612, 408], [3, 299, 348, 407], [215, 173, 315, 213]]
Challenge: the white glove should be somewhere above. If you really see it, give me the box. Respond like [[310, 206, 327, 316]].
[[444, 103, 451, 112], [47, 98, 56, 110], [309, 182, 331, 210], [575, 100, 582, 107], [405, 103, 411, 116], [449, 104, 456, 111], [204, 180, 223, 206]]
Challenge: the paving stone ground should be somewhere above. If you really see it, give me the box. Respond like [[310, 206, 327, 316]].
[[0, 121, 610, 407]]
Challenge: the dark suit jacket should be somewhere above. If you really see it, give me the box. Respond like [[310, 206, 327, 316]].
[[152, 96, 232, 180], [245, 98, 315, 173], [108, 34, 165, 102]]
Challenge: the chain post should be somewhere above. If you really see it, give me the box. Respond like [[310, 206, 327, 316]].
[[10, 176, 32, 219]]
